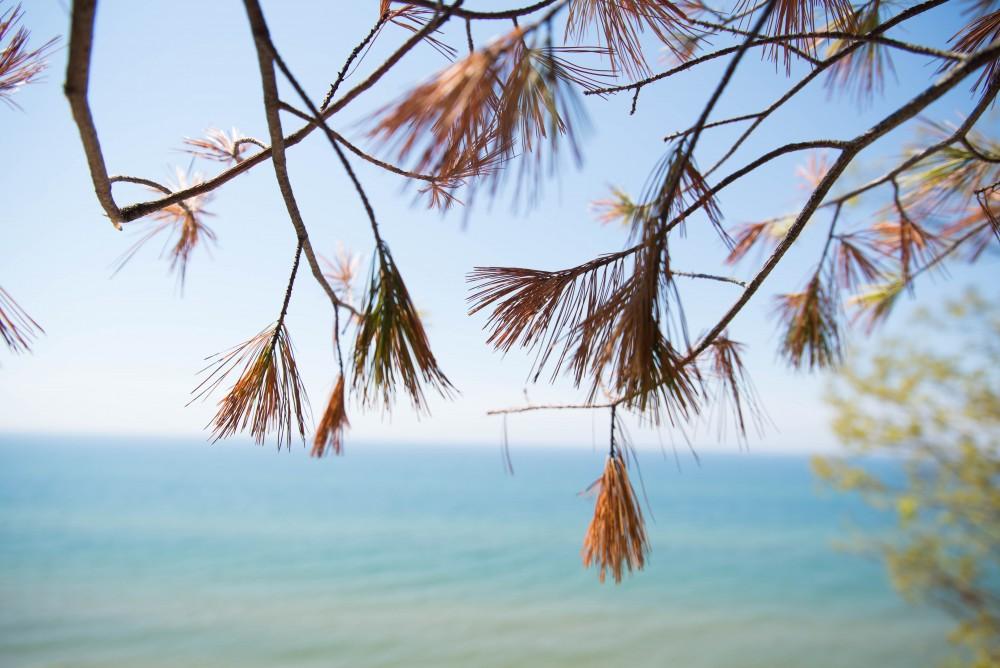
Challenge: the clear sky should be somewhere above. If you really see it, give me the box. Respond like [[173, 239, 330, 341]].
[[0, 0, 994, 452]]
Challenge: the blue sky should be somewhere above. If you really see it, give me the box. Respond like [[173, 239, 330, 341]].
[[0, 0, 994, 452]]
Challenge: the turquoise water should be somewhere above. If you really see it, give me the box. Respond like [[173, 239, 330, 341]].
[[0, 436, 952, 667]]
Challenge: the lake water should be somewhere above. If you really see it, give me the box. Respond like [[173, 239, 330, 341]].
[[0, 435, 953, 667]]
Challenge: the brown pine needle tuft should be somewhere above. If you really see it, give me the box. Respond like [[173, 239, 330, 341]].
[[642, 148, 728, 246], [353, 243, 454, 412], [744, 0, 853, 70], [193, 323, 308, 449], [823, 2, 895, 102], [113, 172, 216, 288], [949, 9, 1000, 100], [833, 236, 884, 290], [725, 219, 784, 265], [585, 246, 702, 423], [321, 244, 361, 310], [0, 286, 42, 354], [706, 334, 766, 442], [942, 203, 999, 262], [380, 2, 457, 61], [871, 217, 941, 280], [565, 0, 692, 79], [678, 156, 727, 243], [775, 276, 842, 370], [582, 452, 649, 583], [469, 247, 702, 424], [0, 3, 57, 108], [369, 38, 505, 182], [312, 375, 348, 458], [795, 152, 833, 191], [591, 186, 651, 227], [369, 29, 610, 204], [183, 127, 261, 164], [499, 43, 610, 204]]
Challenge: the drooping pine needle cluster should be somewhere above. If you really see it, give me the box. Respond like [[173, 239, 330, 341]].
[[353, 243, 454, 412], [565, 0, 691, 78], [775, 276, 842, 371], [193, 324, 308, 449], [370, 26, 611, 205], [312, 375, 349, 458], [582, 451, 649, 584]]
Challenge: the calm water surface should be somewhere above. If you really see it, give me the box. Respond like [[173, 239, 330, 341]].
[[0, 436, 951, 667]]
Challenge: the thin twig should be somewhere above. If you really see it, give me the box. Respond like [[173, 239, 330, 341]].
[[320, 10, 390, 112], [269, 241, 303, 355], [402, 0, 558, 20], [108, 175, 197, 222], [232, 137, 266, 160], [663, 113, 759, 142], [591, 29, 959, 98], [816, 203, 844, 269], [673, 271, 746, 287], [265, 50, 385, 245], [689, 18, 818, 62], [278, 101, 437, 183], [487, 401, 614, 416], [242, 0, 360, 322]]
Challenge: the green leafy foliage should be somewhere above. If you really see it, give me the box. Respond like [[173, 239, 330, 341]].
[[815, 291, 1000, 667]]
